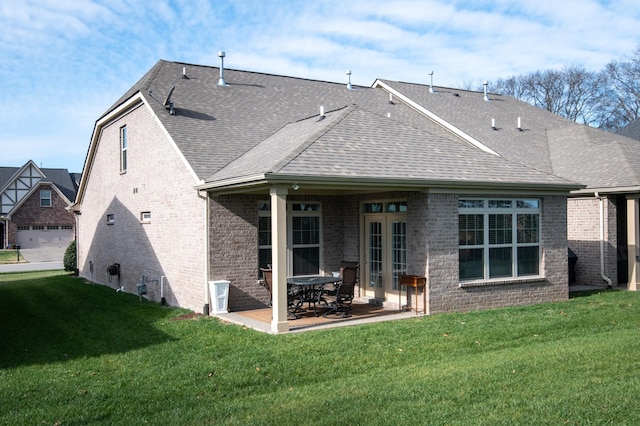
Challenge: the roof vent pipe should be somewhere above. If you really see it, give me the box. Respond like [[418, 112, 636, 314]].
[[429, 71, 435, 93], [389, 93, 394, 104], [517, 116, 522, 131], [346, 70, 353, 90], [320, 106, 325, 117], [491, 118, 496, 130], [483, 81, 490, 101], [217, 51, 228, 86]]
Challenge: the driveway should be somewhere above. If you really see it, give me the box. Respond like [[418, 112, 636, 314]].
[[0, 247, 65, 273]]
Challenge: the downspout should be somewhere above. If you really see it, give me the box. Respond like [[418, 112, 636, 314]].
[[198, 189, 211, 315], [596, 193, 613, 289]]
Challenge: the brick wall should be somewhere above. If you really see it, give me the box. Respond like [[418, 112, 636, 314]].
[[7, 184, 75, 247], [77, 103, 207, 312], [567, 197, 617, 286], [426, 194, 569, 314]]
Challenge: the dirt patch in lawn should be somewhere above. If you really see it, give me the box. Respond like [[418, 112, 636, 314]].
[[170, 312, 203, 321]]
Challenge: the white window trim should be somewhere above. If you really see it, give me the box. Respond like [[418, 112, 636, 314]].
[[120, 125, 128, 173], [106, 214, 115, 225], [258, 201, 323, 276], [140, 211, 151, 223], [458, 198, 543, 286], [40, 189, 52, 208]]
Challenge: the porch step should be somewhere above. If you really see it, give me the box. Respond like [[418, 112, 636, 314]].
[[367, 298, 384, 307]]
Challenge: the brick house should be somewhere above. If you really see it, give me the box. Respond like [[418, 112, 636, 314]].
[[1, 161, 78, 250], [74, 59, 640, 333]]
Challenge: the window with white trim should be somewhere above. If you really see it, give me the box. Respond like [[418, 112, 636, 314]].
[[40, 189, 51, 207], [106, 214, 115, 225], [258, 201, 322, 277], [140, 211, 151, 223], [459, 198, 541, 281], [120, 125, 128, 173]]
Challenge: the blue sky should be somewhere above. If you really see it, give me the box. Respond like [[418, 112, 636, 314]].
[[2, 0, 640, 173]]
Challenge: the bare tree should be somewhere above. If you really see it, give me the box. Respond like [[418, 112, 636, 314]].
[[605, 46, 640, 128], [493, 66, 618, 129]]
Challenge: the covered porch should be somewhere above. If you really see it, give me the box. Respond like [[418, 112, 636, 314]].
[[216, 299, 422, 333], [204, 181, 426, 334]]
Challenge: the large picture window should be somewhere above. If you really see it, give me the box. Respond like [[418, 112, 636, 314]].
[[258, 201, 322, 277], [459, 198, 541, 281]]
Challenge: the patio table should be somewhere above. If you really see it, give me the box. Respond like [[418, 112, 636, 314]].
[[287, 275, 341, 316]]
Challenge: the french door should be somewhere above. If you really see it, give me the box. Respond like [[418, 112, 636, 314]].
[[363, 213, 407, 301]]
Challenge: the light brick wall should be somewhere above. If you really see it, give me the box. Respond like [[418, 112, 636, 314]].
[[567, 197, 617, 286], [77, 103, 207, 312], [426, 194, 569, 314]]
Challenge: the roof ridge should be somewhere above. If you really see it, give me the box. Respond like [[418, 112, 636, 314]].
[[270, 105, 355, 172]]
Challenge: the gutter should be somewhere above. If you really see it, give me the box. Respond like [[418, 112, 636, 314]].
[[596, 192, 613, 288]]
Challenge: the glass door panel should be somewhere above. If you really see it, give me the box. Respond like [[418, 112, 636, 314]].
[[367, 219, 384, 299], [364, 215, 407, 301], [391, 220, 407, 291]]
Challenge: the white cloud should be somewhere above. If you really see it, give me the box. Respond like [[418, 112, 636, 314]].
[[1, 0, 640, 172]]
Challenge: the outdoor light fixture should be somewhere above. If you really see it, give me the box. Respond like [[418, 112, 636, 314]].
[[292, 184, 300, 191]]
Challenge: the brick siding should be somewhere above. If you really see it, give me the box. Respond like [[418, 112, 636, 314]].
[[567, 197, 617, 286], [77, 103, 207, 312], [7, 184, 75, 247]]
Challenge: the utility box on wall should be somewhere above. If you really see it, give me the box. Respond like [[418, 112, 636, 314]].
[[209, 280, 230, 314]]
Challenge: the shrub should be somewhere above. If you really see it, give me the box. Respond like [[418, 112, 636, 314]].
[[63, 240, 77, 272]]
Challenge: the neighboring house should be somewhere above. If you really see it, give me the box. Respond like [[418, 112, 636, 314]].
[[0, 161, 78, 250], [74, 59, 640, 333]]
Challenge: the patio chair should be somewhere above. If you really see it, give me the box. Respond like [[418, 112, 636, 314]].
[[261, 267, 300, 318], [260, 267, 273, 304], [323, 261, 358, 318]]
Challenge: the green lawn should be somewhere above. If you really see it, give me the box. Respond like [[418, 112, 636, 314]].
[[1, 271, 639, 425], [0, 249, 24, 264]]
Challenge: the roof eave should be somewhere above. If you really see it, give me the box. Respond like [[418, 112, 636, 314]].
[[198, 173, 582, 196]]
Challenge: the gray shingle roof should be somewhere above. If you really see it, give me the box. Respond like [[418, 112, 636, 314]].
[[212, 105, 575, 187], [100, 60, 601, 191], [0, 165, 78, 202], [379, 79, 640, 191]]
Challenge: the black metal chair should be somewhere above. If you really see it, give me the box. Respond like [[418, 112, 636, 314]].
[[261, 267, 300, 318], [323, 261, 358, 318]]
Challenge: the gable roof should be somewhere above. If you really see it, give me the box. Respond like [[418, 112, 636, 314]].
[[0, 161, 78, 215], [91, 60, 588, 196]]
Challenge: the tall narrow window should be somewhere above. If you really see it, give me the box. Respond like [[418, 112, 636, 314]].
[[40, 189, 51, 207], [120, 125, 128, 173]]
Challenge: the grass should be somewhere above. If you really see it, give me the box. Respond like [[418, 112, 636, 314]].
[[1, 271, 639, 425], [0, 249, 24, 264]]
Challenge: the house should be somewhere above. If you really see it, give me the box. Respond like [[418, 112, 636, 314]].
[[74, 58, 640, 333], [0, 161, 78, 250]]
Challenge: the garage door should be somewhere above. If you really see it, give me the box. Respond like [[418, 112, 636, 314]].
[[16, 226, 74, 249]]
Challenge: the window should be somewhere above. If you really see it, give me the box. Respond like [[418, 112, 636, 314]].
[[32, 225, 44, 230], [120, 125, 128, 173], [459, 198, 541, 282], [17, 225, 29, 231], [40, 189, 51, 207], [106, 214, 115, 225], [258, 201, 322, 276], [47, 225, 59, 230], [140, 211, 151, 223], [61, 225, 73, 230]]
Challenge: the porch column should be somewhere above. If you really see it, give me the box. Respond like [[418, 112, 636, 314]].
[[627, 197, 639, 291], [270, 186, 289, 333]]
